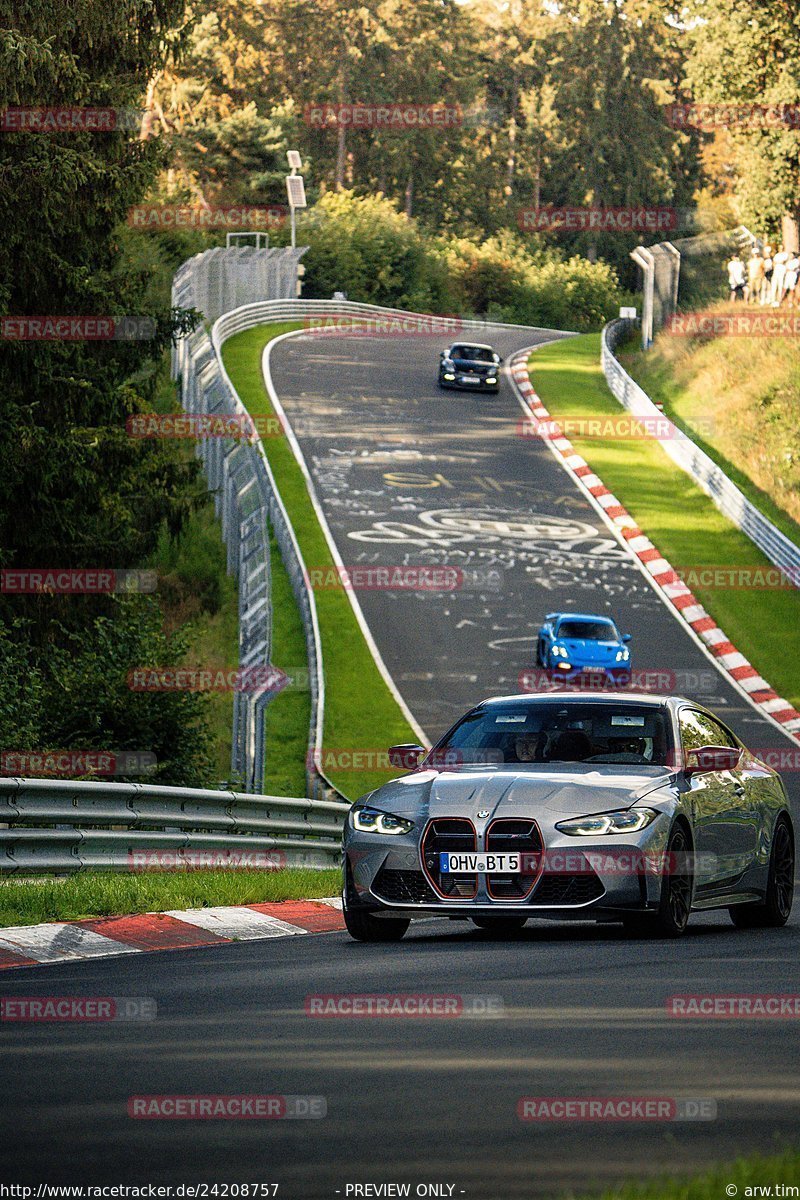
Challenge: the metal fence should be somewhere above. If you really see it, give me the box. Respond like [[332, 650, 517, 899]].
[[0, 779, 345, 874], [173, 245, 307, 324], [602, 319, 800, 583]]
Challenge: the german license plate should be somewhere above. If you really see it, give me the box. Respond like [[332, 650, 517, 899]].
[[440, 851, 522, 873]]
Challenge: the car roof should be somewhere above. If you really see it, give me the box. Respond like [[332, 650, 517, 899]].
[[546, 612, 616, 624], [449, 341, 495, 351]]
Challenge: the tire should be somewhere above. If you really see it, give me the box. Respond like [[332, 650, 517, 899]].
[[623, 823, 693, 938], [343, 902, 410, 943], [470, 916, 528, 933], [729, 816, 794, 929]]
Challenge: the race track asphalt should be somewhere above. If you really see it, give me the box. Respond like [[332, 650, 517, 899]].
[[2, 323, 797, 1199]]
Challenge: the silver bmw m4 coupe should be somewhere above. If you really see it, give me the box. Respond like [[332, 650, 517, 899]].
[[342, 693, 795, 941]]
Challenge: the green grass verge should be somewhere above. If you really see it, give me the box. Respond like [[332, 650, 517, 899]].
[[581, 1149, 799, 1200], [222, 323, 419, 800], [263, 522, 312, 797], [528, 335, 800, 710], [618, 314, 800, 543], [0, 869, 340, 927]]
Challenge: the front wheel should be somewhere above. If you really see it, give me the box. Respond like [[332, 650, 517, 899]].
[[624, 823, 693, 938], [729, 816, 794, 929], [471, 917, 528, 933], [343, 902, 410, 943]]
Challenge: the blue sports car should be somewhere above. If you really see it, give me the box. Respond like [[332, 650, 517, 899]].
[[537, 612, 631, 682]]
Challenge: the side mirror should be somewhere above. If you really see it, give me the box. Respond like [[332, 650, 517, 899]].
[[388, 744, 426, 770], [684, 745, 741, 778], [622, 634, 632, 643]]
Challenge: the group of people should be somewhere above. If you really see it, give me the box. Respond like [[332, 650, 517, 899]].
[[727, 243, 800, 306]]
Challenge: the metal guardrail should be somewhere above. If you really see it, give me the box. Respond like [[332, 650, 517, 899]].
[[0, 779, 345, 874], [602, 319, 800, 582]]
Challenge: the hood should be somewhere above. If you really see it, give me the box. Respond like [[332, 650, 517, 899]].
[[452, 356, 494, 373], [367, 765, 671, 819], [559, 638, 622, 664]]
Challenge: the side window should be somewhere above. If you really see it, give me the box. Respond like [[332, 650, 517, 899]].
[[679, 709, 734, 751]]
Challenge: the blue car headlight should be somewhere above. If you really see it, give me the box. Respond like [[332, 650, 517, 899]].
[[615, 648, 630, 662], [351, 806, 414, 835], [555, 809, 658, 836], [551, 644, 567, 658]]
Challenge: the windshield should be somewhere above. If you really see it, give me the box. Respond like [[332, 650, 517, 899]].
[[432, 701, 671, 767], [557, 619, 618, 641], [451, 345, 495, 362]]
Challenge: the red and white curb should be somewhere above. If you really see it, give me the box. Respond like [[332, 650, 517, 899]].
[[509, 351, 800, 742], [0, 898, 345, 971]]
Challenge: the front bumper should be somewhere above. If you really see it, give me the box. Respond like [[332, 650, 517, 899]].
[[439, 372, 499, 392], [546, 665, 631, 686], [344, 816, 669, 921]]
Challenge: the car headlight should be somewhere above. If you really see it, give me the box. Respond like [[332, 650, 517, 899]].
[[442, 358, 455, 370], [555, 808, 658, 836], [615, 648, 630, 662], [486, 376, 497, 384], [551, 644, 567, 658], [351, 806, 414, 835]]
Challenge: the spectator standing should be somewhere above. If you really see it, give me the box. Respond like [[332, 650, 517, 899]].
[[727, 252, 747, 301], [761, 244, 775, 304], [783, 252, 800, 307], [771, 245, 791, 306], [747, 248, 765, 303]]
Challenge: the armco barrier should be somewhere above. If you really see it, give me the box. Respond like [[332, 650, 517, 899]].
[[0, 778, 346, 874], [602, 319, 800, 584]]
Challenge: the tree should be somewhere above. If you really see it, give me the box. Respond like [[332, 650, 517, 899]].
[[684, 0, 800, 247]]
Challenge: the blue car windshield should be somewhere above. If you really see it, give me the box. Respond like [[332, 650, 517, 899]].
[[557, 620, 618, 640], [432, 702, 671, 767]]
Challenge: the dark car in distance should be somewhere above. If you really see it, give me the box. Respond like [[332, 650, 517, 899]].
[[438, 343, 501, 393]]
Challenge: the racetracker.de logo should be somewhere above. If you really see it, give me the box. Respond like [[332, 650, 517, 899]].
[[517, 207, 677, 234], [0, 316, 156, 341], [667, 994, 800, 1019], [128, 1094, 326, 1119], [128, 204, 287, 230], [126, 413, 285, 441], [304, 103, 467, 130], [1, 750, 156, 778], [127, 665, 291, 694], [517, 415, 715, 441], [127, 849, 287, 873], [517, 668, 718, 695], [1, 996, 156, 1022], [664, 103, 800, 131], [1, 569, 157, 595], [667, 312, 800, 338], [0, 107, 142, 132], [303, 314, 462, 338], [517, 1096, 717, 1122], [305, 993, 503, 1018]]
